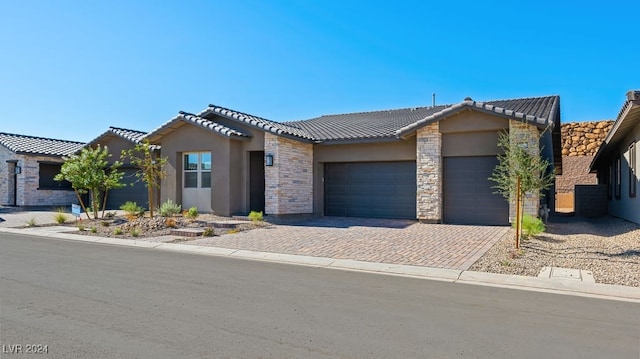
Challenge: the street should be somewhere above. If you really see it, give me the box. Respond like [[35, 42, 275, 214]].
[[1, 233, 638, 358]]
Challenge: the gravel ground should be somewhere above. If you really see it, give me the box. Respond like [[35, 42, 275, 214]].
[[470, 215, 640, 287]]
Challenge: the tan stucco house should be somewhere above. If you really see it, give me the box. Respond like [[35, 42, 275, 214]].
[[84, 127, 155, 210], [590, 90, 640, 224], [0, 133, 84, 207], [145, 95, 561, 225]]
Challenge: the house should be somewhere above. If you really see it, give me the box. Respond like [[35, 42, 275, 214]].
[[84, 126, 156, 210], [145, 95, 561, 225], [590, 90, 640, 224], [0, 133, 85, 207]]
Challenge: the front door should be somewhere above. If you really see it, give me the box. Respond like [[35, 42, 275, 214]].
[[182, 152, 212, 212], [249, 151, 265, 212]]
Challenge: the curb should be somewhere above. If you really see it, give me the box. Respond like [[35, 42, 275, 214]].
[[2, 227, 639, 303]]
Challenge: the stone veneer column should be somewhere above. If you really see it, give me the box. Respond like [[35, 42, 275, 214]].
[[509, 120, 541, 220], [264, 133, 313, 215], [416, 122, 442, 222]]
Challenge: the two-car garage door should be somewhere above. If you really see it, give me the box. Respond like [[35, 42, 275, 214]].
[[324, 161, 416, 219]]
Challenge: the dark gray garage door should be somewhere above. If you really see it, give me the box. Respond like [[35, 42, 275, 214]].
[[324, 161, 416, 219], [443, 156, 509, 225], [105, 168, 148, 210]]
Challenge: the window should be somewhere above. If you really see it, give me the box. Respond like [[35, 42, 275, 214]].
[[183, 152, 211, 189], [630, 142, 637, 198], [615, 156, 621, 199], [39, 162, 72, 190]]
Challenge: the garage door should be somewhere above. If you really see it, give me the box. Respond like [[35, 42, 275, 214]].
[[324, 161, 416, 219], [443, 156, 509, 225], [105, 168, 149, 210]]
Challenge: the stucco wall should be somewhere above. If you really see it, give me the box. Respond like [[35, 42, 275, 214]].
[[264, 133, 313, 215], [416, 122, 441, 222]]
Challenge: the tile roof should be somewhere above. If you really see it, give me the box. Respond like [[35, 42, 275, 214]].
[[198, 104, 316, 141], [145, 112, 252, 142], [0, 132, 84, 156], [85, 126, 148, 148], [196, 95, 559, 144], [286, 105, 450, 142], [0, 132, 85, 156]]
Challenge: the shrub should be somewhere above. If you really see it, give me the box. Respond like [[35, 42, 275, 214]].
[[185, 206, 198, 220], [77, 223, 85, 231], [159, 199, 181, 217], [26, 218, 36, 227], [203, 227, 214, 237], [120, 201, 144, 219], [104, 211, 116, 219], [101, 221, 110, 227], [226, 228, 240, 234], [519, 214, 545, 239], [248, 211, 264, 222], [90, 227, 97, 233], [130, 228, 139, 237], [165, 218, 177, 228], [53, 211, 67, 224], [114, 227, 123, 235]]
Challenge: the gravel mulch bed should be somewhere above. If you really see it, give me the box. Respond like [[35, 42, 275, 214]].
[[67, 213, 270, 238], [470, 215, 640, 287]]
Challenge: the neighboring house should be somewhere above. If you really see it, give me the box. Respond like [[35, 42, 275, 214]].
[[590, 90, 640, 224], [145, 95, 561, 225], [84, 127, 155, 210], [0, 133, 85, 207]]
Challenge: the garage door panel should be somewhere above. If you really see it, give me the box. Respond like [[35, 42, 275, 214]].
[[324, 161, 416, 219], [443, 157, 508, 225]]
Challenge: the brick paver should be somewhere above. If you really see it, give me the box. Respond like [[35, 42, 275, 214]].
[[191, 217, 510, 270]]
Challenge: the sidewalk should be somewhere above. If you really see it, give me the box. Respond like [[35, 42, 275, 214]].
[[1, 225, 639, 303]]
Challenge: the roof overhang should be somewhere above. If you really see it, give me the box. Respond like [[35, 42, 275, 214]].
[[144, 112, 252, 144], [590, 91, 640, 173]]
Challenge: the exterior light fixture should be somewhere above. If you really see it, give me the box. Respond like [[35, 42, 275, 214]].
[[14, 166, 21, 174], [265, 154, 274, 167]]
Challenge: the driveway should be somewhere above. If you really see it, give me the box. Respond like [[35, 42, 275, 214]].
[[191, 217, 509, 270]]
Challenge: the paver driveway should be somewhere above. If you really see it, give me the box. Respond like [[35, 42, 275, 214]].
[[191, 217, 510, 270]]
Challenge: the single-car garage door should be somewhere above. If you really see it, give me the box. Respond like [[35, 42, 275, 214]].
[[105, 168, 149, 210], [324, 161, 416, 219], [443, 156, 509, 225]]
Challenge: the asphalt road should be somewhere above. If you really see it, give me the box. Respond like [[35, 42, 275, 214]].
[[1, 233, 638, 359]]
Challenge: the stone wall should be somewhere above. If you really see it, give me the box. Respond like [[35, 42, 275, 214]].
[[561, 121, 613, 156], [0, 146, 15, 205], [264, 133, 313, 215], [508, 120, 540, 219], [18, 155, 77, 206], [416, 123, 441, 222]]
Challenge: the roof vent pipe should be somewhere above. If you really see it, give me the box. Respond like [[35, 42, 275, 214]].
[[432, 93, 436, 107]]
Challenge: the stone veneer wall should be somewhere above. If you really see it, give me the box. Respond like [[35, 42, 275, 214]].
[[264, 133, 313, 215], [561, 121, 613, 156], [416, 122, 441, 222], [508, 120, 541, 220], [0, 149, 76, 207], [17, 155, 77, 206]]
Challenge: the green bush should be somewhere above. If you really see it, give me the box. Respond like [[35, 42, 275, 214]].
[[114, 227, 123, 235], [185, 206, 198, 219], [203, 227, 214, 237], [120, 201, 144, 219], [518, 214, 545, 239], [159, 199, 182, 217], [90, 227, 97, 233], [26, 218, 36, 227], [248, 211, 264, 222], [53, 210, 68, 224], [130, 228, 139, 237]]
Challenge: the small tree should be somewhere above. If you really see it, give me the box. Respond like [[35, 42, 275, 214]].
[[489, 128, 555, 248], [121, 140, 167, 218], [55, 146, 124, 219]]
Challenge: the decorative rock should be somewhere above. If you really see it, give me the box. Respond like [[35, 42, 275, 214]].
[[561, 120, 613, 156]]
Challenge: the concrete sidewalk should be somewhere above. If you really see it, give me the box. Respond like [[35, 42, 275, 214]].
[[1, 225, 639, 303]]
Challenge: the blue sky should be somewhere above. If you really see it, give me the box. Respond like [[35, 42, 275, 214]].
[[1, 0, 638, 142]]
